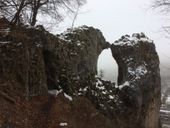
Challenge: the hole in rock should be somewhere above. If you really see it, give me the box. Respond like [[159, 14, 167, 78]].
[[97, 49, 118, 84]]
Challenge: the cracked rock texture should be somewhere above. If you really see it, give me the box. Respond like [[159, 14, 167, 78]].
[[111, 33, 161, 128], [0, 19, 161, 128]]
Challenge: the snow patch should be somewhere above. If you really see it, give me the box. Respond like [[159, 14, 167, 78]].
[[36, 44, 42, 47], [119, 81, 130, 89], [128, 65, 147, 79], [59, 122, 68, 126], [58, 25, 89, 42], [64, 93, 73, 101], [162, 124, 170, 128], [160, 109, 170, 114], [109, 95, 115, 99], [136, 65, 147, 76], [96, 79, 102, 85], [17, 42, 22, 46], [48, 89, 62, 97], [128, 67, 135, 75], [114, 33, 153, 46], [76, 41, 84, 46], [102, 91, 107, 94], [83, 86, 88, 91], [0, 41, 11, 44], [78, 86, 88, 95], [77, 42, 81, 46], [96, 80, 105, 90], [126, 58, 133, 62]]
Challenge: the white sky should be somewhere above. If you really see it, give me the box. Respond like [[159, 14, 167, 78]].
[[57, 0, 170, 81]]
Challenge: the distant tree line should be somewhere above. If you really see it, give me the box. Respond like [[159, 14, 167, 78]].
[[0, 0, 86, 26]]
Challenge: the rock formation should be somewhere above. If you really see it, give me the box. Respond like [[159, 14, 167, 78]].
[[44, 26, 110, 90], [0, 22, 47, 99], [0, 20, 161, 128], [111, 33, 161, 128]]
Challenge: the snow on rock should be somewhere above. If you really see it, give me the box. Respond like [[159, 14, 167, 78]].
[[36, 43, 42, 47], [128, 65, 147, 79], [114, 33, 153, 46], [96, 79, 105, 90], [96, 79, 103, 85], [136, 65, 147, 76], [16, 42, 22, 46], [119, 81, 130, 90], [0, 41, 11, 44], [110, 32, 160, 127], [128, 67, 135, 75], [59, 122, 68, 127], [102, 90, 107, 94], [58, 25, 89, 43], [78, 86, 88, 96], [64, 93, 73, 101], [83, 86, 88, 91], [109, 95, 115, 100], [79, 86, 88, 92], [77, 42, 81, 46], [160, 109, 170, 114], [48, 89, 62, 97], [48, 90, 73, 101]]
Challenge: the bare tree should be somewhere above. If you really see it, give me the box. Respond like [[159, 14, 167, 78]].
[[0, 0, 30, 25], [70, 0, 81, 29], [152, 0, 170, 34], [152, 0, 170, 13], [0, 0, 86, 26]]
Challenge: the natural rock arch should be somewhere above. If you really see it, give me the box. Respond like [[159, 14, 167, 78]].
[[97, 48, 118, 83], [0, 23, 161, 128]]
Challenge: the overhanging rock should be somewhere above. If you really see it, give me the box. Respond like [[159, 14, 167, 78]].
[[110, 33, 161, 128], [44, 26, 110, 90], [0, 23, 161, 128]]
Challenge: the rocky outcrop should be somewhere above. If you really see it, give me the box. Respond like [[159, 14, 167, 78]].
[[0, 21, 161, 128], [0, 25, 47, 99], [111, 33, 161, 128], [44, 26, 110, 90]]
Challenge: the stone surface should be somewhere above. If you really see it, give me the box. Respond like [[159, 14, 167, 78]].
[[43, 26, 110, 90], [111, 33, 161, 128], [0, 25, 48, 99], [0, 21, 161, 128]]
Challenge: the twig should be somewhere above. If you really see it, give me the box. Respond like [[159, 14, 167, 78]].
[[0, 90, 15, 104]]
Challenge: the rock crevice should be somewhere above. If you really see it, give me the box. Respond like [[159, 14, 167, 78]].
[[0, 21, 161, 128], [111, 33, 161, 128]]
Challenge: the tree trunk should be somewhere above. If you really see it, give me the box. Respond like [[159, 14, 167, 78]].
[[30, 0, 42, 26], [10, 0, 26, 25], [31, 9, 38, 26]]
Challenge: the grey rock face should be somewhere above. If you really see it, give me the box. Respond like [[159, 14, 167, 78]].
[[44, 26, 110, 90], [0, 22, 161, 128], [0, 26, 48, 99], [110, 33, 161, 128]]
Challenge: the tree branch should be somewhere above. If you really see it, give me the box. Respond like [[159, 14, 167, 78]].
[[0, 90, 15, 104]]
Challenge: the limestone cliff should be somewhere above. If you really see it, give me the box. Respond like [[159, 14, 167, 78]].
[[0, 19, 161, 128], [43, 26, 110, 91], [0, 21, 47, 99], [111, 33, 161, 128]]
